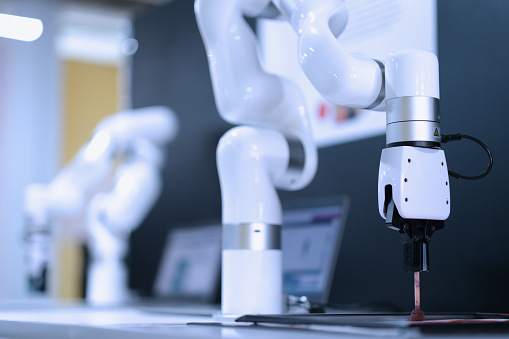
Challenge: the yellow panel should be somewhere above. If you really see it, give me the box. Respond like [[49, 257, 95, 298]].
[[62, 60, 119, 163], [58, 241, 84, 300], [58, 60, 119, 299]]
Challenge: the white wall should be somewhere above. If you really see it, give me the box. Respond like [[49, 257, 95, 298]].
[[0, 0, 61, 298]]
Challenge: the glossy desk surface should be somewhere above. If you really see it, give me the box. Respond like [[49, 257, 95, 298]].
[[0, 301, 508, 339]]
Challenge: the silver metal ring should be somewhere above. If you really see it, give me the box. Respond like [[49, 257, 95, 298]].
[[364, 60, 385, 110], [386, 96, 441, 145], [386, 96, 440, 124], [386, 121, 441, 145], [286, 137, 305, 179], [223, 223, 281, 250], [276, 136, 306, 188]]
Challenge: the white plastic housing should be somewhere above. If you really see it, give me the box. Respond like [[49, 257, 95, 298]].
[[222, 249, 282, 315], [217, 126, 289, 225], [218, 126, 287, 315], [378, 146, 450, 221], [94, 148, 162, 235], [87, 194, 130, 305], [274, 0, 385, 110], [385, 49, 440, 100], [86, 141, 164, 305], [195, 0, 317, 191], [95, 105, 179, 151], [87, 189, 132, 306]]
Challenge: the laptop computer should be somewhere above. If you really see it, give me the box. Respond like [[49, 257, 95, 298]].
[[145, 223, 222, 315], [281, 195, 350, 307]]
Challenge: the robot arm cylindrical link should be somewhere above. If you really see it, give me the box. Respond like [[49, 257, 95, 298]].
[[217, 126, 288, 315], [273, 0, 386, 110]]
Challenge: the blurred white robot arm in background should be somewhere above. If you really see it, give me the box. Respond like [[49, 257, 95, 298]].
[[24, 106, 178, 304], [196, 0, 450, 315]]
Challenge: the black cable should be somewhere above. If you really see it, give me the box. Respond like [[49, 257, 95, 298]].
[[441, 133, 493, 180]]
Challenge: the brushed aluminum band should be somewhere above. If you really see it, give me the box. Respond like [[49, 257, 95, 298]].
[[223, 223, 281, 250], [286, 137, 305, 179], [386, 121, 441, 145], [386, 97, 440, 124], [365, 60, 385, 110]]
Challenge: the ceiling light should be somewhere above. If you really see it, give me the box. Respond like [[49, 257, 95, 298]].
[[0, 13, 43, 42]]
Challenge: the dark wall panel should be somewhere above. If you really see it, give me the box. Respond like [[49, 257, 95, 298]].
[[430, 0, 509, 312], [128, 1, 230, 293], [130, 0, 509, 312]]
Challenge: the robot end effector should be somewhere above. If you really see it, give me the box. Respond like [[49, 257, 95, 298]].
[[384, 190, 446, 273], [378, 50, 493, 273], [378, 50, 450, 273]]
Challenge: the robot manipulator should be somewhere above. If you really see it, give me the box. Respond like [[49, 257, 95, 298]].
[[24, 106, 178, 304], [196, 0, 486, 315]]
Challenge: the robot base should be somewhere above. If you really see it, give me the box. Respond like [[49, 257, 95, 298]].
[[222, 249, 282, 315]]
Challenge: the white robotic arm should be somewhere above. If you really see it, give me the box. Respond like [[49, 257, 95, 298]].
[[197, 0, 451, 316], [196, 0, 318, 315], [24, 106, 178, 302]]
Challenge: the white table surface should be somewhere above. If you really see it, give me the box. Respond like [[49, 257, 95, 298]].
[[0, 300, 507, 339]]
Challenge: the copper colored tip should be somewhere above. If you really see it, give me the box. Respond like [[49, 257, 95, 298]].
[[410, 309, 425, 321]]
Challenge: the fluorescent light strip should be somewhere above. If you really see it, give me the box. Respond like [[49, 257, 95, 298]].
[[0, 13, 43, 42]]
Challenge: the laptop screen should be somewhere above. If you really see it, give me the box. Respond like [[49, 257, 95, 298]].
[[281, 195, 349, 303], [153, 224, 222, 303]]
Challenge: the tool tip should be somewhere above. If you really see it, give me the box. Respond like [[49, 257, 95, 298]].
[[410, 309, 425, 321]]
